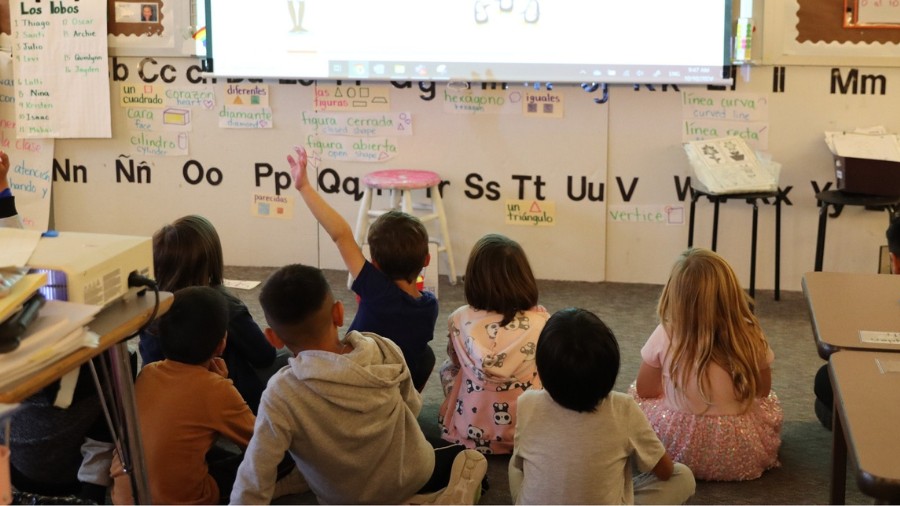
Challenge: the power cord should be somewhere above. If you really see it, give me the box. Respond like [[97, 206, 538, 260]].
[[127, 271, 160, 337]]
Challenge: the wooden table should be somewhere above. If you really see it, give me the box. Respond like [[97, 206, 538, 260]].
[[801, 271, 900, 360], [0, 290, 172, 504], [829, 351, 900, 504]]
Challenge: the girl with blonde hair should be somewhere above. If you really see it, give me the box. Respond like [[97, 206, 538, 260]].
[[633, 247, 782, 481]]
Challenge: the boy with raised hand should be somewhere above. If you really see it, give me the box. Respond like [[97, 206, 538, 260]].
[[134, 286, 256, 504], [509, 308, 695, 505], [288, 146, 438, 391], [231, 264, 486, 504]]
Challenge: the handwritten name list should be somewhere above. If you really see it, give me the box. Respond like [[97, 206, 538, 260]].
[[12, 0, 111, 138]]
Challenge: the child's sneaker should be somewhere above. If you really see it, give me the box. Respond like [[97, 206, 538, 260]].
[[433, 450, 488, 505]]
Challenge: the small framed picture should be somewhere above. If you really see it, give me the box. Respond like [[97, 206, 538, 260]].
[[114, 1, 159, 24], [140, 4, 158, 22]]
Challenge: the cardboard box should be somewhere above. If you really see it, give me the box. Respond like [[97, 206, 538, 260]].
[[834, 156, 900, 196]]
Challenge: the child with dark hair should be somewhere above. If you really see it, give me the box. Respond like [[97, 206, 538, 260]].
[[288, 146, 437, 391], [509, 308, 695, 505], [135, 286, 256, 504], [438, 233, 548, 454], [140, 214, 279, 414], [232, 263, 487, 504]]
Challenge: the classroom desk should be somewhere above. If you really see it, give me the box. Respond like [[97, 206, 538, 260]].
[[0, 290, 173, 505], [801, 271, 900, 360], [828, 351, 900, 504], [814, 190, 900, 272], [687, 189, 781, 300]]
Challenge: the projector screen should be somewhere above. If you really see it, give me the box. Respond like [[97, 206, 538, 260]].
[[207, 0, 733, 85]]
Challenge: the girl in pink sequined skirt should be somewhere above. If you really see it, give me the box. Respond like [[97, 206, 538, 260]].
[[632, 248, 783, 481]]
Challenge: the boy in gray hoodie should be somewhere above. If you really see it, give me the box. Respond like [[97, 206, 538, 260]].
[[231, 264, 486, 504]]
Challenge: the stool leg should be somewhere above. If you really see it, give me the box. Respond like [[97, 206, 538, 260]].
[[401, 190, 414, 215], [390, 189, 402, 210], [775, 196, 781, 301], [749, 199, 759, 299], [711, 198, 720, 251], [688, 193, 698, 248], [815, 202, 829, 272], [431, 187, 457, 284], [354, 188, 373, 246]]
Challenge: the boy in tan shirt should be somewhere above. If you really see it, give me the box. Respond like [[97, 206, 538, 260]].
[[135, 286, 255, 504]]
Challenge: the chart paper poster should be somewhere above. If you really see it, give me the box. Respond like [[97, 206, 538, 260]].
[[0, 54, 54, 231], [314, 83, 390, 112], [252, 193, 293, 219], [505, 200, 556, 226], [300, 112, 413, 137], [681, 91, 769, 150], [12, 0, 112, 138], [523, 90, 564, 118], [443, 87, 521, 115]]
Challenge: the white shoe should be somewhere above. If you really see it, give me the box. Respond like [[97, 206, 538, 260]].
[[432, 450, 487, 505]]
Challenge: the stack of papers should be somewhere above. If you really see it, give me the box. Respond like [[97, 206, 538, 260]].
[[0, 272, 46, 323], [824, 127, 900, 162], [684, 137, 780, 195], [0, 300, 101, 391]]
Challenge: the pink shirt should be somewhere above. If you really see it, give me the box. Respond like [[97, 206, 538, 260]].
[[641, 324, 774, 416]]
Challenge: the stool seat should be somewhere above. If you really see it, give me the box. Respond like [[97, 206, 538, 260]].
[[353, 169, 457, 286], [363, 170, 442, 190]]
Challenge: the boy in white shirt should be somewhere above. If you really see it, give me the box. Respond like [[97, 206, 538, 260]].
[[509, 308, 695, 505]]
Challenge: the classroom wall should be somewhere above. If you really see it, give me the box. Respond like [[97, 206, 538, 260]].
[[41, 60, 900, 291], [5, 0, 900, 292], [606, 66, 899, 288], [48, 65, 610, 282]]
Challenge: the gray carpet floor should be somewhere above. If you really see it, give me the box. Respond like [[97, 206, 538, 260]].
[[225, 266, 869, 505]]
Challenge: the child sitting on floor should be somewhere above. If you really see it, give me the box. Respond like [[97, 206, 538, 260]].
[[231, 264, 487, 505], [438, 233, 548, 454], [510, 308, 695, 504], [288, 146, 438, 391], [633, 247, 783, 481], [141, 214, 281, 414], [134, 286, 256, 504]]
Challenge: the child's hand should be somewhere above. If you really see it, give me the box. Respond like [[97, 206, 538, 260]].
[[0, 150, 10, 189], [287, 146, 309, 192], [209, 357, 229, 378]]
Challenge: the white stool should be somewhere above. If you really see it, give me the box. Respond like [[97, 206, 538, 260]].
[[352, 169, 457, 286]]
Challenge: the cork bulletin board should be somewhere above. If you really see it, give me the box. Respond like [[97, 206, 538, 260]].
[[0, 0, 195, 56], [764, 0, 900, 65], [797, 0, 900, 43]]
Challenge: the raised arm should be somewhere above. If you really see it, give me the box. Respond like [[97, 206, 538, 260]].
[[288, 146, 366, 278], [0, 150, 10, 193]]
